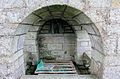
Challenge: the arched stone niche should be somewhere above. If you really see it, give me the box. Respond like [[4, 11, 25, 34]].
[[9, 5, 104, 79], [1, 0, 116, 79]]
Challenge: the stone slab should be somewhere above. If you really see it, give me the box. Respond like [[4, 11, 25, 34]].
[[20, 74, 96, 79]]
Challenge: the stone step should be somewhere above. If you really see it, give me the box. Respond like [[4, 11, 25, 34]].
[[20, 75, 97, 79]]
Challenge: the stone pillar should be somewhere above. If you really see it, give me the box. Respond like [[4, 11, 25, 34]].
[[75, 30, 91, 64]]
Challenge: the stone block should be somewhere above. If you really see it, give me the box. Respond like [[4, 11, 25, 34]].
[[0, 36, 13, 55], [76, 13, 92, 24], [80, 41, 89, 47], [41, 36, 54, 43], [0, 0, 26, 8], [64, 36, 75, 44], [14, 58, 19, 70], [63, 44, 75, 51], [83, 25, 96, 34], [85, 8, 109, 23], [47, 44, 63, 50], [15, 25, 29, 35], [14, 65, 24, 79], [110, 8, 120, 24], [20, 74, 95, 79], [29, 26, 39, 32], [77, 41, 91, 48], [7, 62, 16, 73], [103, 66, 120, 79], [53, 37, 64, 43], [4, 8, 27, 23], [0, 11, 7, 23], [7, 74, 16, 79], [0, 23, 18, 35], [76, 30, 89, 39], [0, 46, 10, 57], [87, 0, 110, 8], [90, 59, 102, 75], [26, 32, 37, 40], [0, 64, 8, 76], [73, 26, 81, 31], [108, 24, 120, 33], [51, 50, 65, 56], [91, 49, 104, 62], [64, 34, 75, 37], [24, 0, 42, 8], [18, 35, 25, 50], [103, 35, 118, 55], [23, 14, 39, 23], [12, 49, 24, 63], [91, 37, 103, 51], [77, 47, 91, 54], [24, 45, 37, 52], [41, 35, 64, 44], [18, 55, 24, 66], [64, 54, 72, 61], [104, 56, 120, 66], [51, 50, 65, 60], [77, 38, 90, 41], [67, 50, 75, 56], [24, 39, 36, 45], [69, 0, 86, 11]]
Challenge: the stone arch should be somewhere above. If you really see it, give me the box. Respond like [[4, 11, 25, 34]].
[[10, 3, 105, 79]]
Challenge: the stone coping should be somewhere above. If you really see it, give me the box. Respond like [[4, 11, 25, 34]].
[[20, 74, 97, 79]]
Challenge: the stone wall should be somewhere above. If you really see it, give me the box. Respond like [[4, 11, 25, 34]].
[[23, 32, 76, 65], [0, 0, 120, 79], [24, 28, 92, 65], [38, 34, 76, 61], [75, 30, 91, 64]]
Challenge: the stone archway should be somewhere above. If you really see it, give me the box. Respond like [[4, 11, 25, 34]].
[[10, 4, 104, 79], [1, 1, 117, 79]]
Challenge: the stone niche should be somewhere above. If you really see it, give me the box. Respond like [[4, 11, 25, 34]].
[[1, 4, 107, 79], [38, 34, 76, 61]]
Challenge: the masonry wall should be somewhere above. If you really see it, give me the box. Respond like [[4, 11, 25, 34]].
[[38, 34, 75, 60], [24, 33, 76, 64], [24, 29, 92, 64], [0, 0, 120, 79], [23, 26, 92, 73], [75, 30, 91, 64]]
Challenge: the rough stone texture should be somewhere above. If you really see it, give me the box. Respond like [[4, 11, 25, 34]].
[[21, 75, 96, 79], [38, 34, 76, 60], [0, 0, 119, 79], [75, 30, 91, 63]]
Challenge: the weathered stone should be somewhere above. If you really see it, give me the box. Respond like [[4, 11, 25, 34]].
[[47, 44, 63, 50], [24, 45, 37, 52], [0, 1, 119, 79], [103, 66, 120, 79], [11, 49, 24, 63], [104, 55, 120, 66], [63, 44, 75, 51], [18, 35, 25, 50], [64, 36, 75, 44], [21, 75, 95, 79], [26, 32, 37, 40], [24, 39, 36, 45]]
